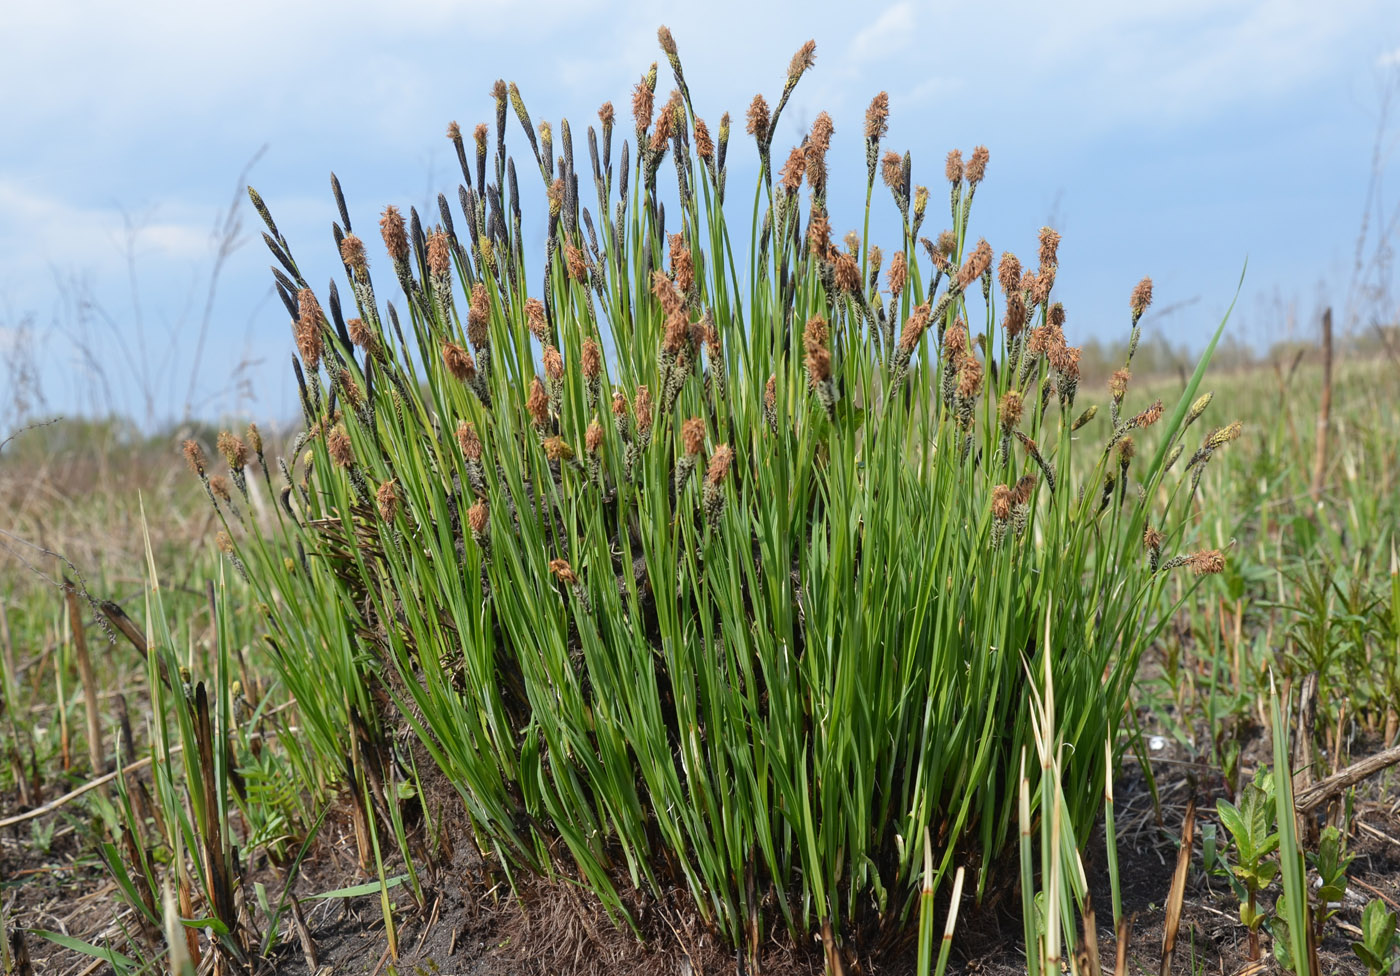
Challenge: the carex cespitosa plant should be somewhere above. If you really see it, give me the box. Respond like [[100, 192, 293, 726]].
[[205, 27, 1239, 958]]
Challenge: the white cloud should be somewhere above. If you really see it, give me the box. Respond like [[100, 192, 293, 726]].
[[0, 181, 215, 276], [1379, 46, 1400, 68], [849, 3, 918, 63]]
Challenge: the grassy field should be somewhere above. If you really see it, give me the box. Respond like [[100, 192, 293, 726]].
[[3, 30, 1400, 976]]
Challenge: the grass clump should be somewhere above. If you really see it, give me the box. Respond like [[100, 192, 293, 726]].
[[210, 27, 1238, 963]]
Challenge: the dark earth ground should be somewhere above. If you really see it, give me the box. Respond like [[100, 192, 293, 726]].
[[6, 733, 1400, 976]]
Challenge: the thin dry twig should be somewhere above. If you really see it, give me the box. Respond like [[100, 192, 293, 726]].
[[1295, 743, 1400, 813]]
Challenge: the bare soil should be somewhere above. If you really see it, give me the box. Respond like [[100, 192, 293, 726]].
[[6, 753, 1400, 976]]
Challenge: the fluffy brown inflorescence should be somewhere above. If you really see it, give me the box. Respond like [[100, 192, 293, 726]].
[[706, 444, 734, 485], [865, 91, 889, 141], [1130, 276, 1154, 321], [779, 147, 806, 192], [456, 420, 482, 460], [527, 377, 550, 428], [787, 39, 817, 82], [887, 251, 907, 296], [657, 25, 678, 58], [468, 284, 490, 347], [999, 390, 1023, 429], [581, 338, 602, 380], [805, 112, 835, 191], [632, 64, 657, 133], [543, 345, 564, 382], [377, 478, 400, 522], [1109, 368, 1132, 400], [182, 439, 207, 477], [1132, 400, 1165, 428], [945, 149, 964, 184], [694, 117, 714, 159], [543, 436, 573, 461], [442, 342, 476, 382], [881, 151, 902, 189], [998, 252, 1021, 296], [746, 94, 770, 145], [566, 245, 589, 283], [1189, 549, 1226, 576], [833, 251, 861, 293], [956, 239, 993, 291], [803, 316, 831, 385], [897, 303, 932, 355], [808, 212, 834, 262], [467, 499, 489, 536], [650, 90, 683, 150], [991, 484, 1013, 520], [217, 431, 248, 470], [347, 317, 376, 354], [965, 145, 989, 185], [327, 425, 354, 467], [340, 233, 367, 272], [681, 417, 706, 456], [295, 288, 324, 370], [1038, 226, 1061, 269], [524, 298, 548, 344], [209, 475, 232, 503], [634, 385, 654, 436], [380, 205, 409, 262], [957, 355, 983, 399], [427, 231, 452, 277]]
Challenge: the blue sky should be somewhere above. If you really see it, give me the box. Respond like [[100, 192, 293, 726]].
[[2, 0, 1396, 429]]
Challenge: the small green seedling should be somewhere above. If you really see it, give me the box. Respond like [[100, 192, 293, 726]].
[[1270, 823, 1355, 973], [1214, 767, 1279, 958], [1311, 825, 1351, 934], [1354, 899, 1399, 976]]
